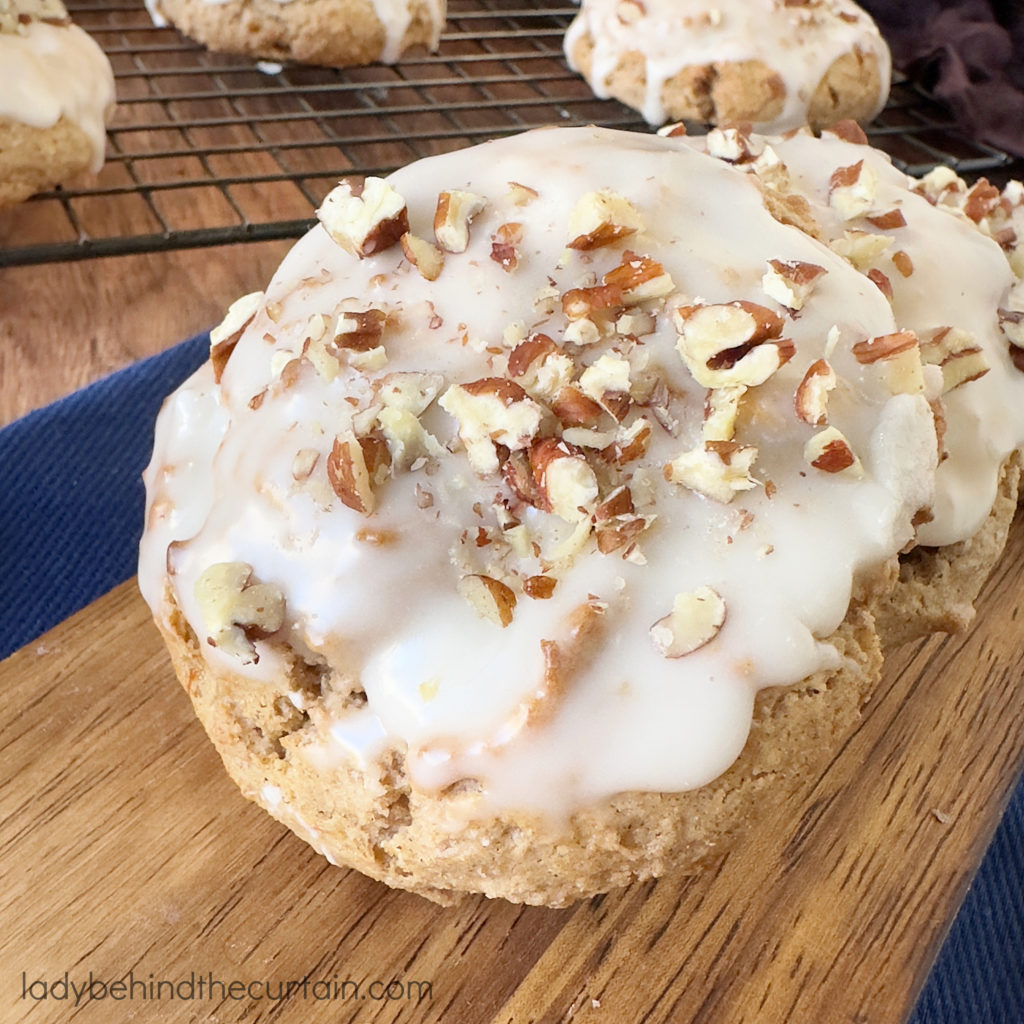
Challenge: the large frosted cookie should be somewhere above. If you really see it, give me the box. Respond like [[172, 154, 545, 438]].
[[564, 0, 891, 132], [0, 0, 115, 208], [140, 125, 1020, 906], [145, 0, 445, 67]]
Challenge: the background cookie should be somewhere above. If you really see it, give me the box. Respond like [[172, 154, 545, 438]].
[[0, 117, 95, 209], [146, 0, 445, 67], [0, 0, 115, 208], [705, 126, 1024, 647], [564, 0, 891, 131]]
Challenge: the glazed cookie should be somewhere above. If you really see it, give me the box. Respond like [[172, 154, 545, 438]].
[[564, 0, 891, 132], [675, 122, 1024, 646], [872, 166, 1024, 645], [145, 0, 445, 67], [0, 0, 115, 208], [140, 125, 1020, 906]]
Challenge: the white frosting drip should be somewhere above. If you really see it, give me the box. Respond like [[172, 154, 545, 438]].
[[564, 0, 891, 131], [0, 20, 114, 171], [141, 126, 1023, 822], [143, 0, 168, 28]]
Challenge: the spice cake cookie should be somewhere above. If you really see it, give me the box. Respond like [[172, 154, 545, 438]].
[[871, 167, 1024, 645], [564, 0, 891, 132], [145, 0, 445, 67], [667, 121, 1024, 646], [0, 0, 115, 208], [140, 125, 1022, 905]]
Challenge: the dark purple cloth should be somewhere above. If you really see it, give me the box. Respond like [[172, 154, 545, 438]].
[[860, 0, 1024, 156]]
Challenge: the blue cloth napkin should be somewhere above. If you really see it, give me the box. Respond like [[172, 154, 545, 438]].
[[0, 332, 208, 661], [0, 333, 1020, 1022]]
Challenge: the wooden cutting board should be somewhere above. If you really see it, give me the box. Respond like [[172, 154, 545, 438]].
[[3, 520, 1024, 1024]]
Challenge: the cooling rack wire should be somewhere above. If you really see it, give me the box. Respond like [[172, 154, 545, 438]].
[[1, 0, 1018, 267]]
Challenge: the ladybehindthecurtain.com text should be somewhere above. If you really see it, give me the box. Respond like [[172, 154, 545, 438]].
[[19, 970, 433, 1008]]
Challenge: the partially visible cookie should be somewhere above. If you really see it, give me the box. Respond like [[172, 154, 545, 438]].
[[0, 0, 115, 208], [870, 167, 1024, 646], [564, 0, 890, 132], [874, 454, 1020, 649], [146, 0, 445, 67]]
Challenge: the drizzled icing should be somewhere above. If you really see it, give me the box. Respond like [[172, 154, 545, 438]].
[[0, 12, 114, 172], [370, 0, 444, 61], [146, 0, 445, 64], [140, 126, 1019, 821], [564, 0, 891, 131]]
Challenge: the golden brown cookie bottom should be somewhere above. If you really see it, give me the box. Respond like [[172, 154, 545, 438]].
[[157, 580, 884, 906], [567, 34, 884, 130], [0, 115, 94, 208]]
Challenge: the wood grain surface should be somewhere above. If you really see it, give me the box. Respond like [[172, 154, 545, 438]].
[[0, 241, 292, 428], [1, 515, 1023, 1024]]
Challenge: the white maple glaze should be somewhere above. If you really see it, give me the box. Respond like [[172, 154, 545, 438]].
[[564, 0, 891, 131], [0, 18, 114, 171], [758, 130, 1024, 546], [140, 126, 1020, 821]]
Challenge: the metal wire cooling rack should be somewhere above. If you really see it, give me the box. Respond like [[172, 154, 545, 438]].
[[1, 0, 1019, 267]]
